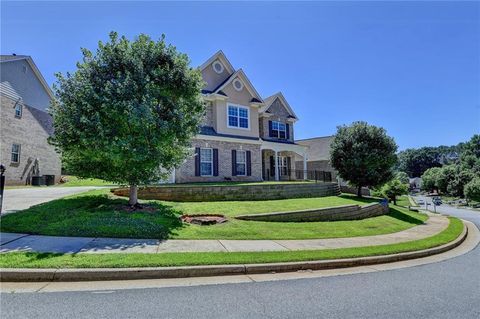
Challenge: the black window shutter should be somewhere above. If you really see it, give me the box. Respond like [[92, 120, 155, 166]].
[[246, 151, 252, 176], [195, 147, 201, 176], [269, 156, 275, 176], [213, 149, 219, 176], [286, 123, 290, 140], [268, 120, 273, 137], [231, 150, 237, 176]]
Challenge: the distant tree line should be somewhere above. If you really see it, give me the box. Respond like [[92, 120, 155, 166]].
[[396, 145, 464, 178], [419, 135, 480, 202]]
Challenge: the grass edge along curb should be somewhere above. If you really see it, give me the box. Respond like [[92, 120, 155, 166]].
[[0, 217, 464, 282]]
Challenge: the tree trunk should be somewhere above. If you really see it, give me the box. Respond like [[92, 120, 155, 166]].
[[357, 185, 362, 198], [129, 185, 138, 206], [393, 195, 397, 205]]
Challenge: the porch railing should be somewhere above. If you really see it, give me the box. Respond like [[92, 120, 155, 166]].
[[263, 168, 333, 183]]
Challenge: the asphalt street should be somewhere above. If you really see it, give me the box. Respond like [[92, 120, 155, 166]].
[[1, 201, 479, 319]]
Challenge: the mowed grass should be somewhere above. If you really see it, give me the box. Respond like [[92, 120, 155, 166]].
[[5, 175, 116, 189], [395, 195, 412, 208], [0, 189, 428, 240], [58, 176, 118, 187], [0, 217, 462, 268]]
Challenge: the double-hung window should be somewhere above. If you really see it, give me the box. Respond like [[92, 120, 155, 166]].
[[236, 150, 246, 176], [228, 105, 249, 129], [14, 103, 23, 118], [200, 148, 213, 176], [11, 144, 21, 163], [272, 121, 287, 139]]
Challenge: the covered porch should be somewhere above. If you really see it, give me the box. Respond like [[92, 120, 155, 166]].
[[260, 141, 309, 181]]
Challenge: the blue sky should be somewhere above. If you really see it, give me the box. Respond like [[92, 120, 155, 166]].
[[2, 1, 479, 150]]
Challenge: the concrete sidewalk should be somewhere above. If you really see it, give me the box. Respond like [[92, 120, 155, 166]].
[[0, 215, 449, 254]]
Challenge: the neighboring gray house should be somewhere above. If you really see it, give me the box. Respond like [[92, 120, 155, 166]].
[[409, 177, 422, 191], [0, 55, 61, 185], [296, 136, 371, 195], [173, 51, 309, 183], [296, 136, 337, 181]]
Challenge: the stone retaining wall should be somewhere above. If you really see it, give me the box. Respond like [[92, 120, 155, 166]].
[[235, 202, 389, 222], [112, 182, 341, 202]]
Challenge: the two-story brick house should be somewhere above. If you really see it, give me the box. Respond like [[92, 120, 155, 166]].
[[174, 51, 308, 183], [0, 55, 62, 185]]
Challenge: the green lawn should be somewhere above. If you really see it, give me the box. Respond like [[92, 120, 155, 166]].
[[395, 195, 412, 208], [58, 176, 117, 187], [5, 175, 116, 189], [0, 217, 462, 268], [0, 189, 428, 240]]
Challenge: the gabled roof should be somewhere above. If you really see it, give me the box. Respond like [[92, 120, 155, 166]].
[[213, 69, 264, 104], [199, 50, 235, 74], [0, 55, 55, 100], [259, 92, 298, 119]]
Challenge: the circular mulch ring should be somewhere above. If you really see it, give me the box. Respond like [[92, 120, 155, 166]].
[[180, 214, 228, 225]]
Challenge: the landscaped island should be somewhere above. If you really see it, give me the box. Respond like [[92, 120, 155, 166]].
[[1, 189, 426, 240], [0, 187, 467, 270]]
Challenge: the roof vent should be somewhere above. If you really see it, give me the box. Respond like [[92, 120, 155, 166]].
[[212, 60, 224, 74], [233, 78, 244, 91]]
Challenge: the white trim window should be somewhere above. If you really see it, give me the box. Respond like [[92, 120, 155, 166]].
[[236, 150, 246, 176], [14, 103, 23, 118], [227, 104, 249, 129], [11, 143, 21, 163], [200, 148, 213, 176], [272, 121, 287, 139]]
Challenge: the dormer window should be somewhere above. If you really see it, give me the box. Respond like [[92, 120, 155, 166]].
[[227, 104, 249, 129]]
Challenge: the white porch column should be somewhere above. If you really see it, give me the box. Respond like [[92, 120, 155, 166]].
[[303, 153, 307, 180], [274, 150, 280, 181]]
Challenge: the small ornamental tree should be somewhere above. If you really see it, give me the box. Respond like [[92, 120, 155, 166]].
[[395, 171, 410, 184], [330, 121, 398, 197], [50, 32, 205, 206], [464, 177, 480, 203], [380, 178, 409, 205]]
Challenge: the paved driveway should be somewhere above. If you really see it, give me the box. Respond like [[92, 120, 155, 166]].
[[1, 187, 103, 213]]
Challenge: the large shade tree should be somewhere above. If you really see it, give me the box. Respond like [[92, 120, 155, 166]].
[[330, 121, 398, 197], [50, 32, 205, 206]]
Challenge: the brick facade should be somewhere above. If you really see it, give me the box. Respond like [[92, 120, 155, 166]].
[[175, 138, 262, 183], [0, 95, 62, 185]]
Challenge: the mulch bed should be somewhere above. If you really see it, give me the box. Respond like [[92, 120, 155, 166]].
[[180, 214, 228, 225]]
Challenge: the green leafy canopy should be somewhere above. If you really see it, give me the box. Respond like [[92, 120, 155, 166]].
[[330, 121, 398, 192], [49, 32, 205, 185]]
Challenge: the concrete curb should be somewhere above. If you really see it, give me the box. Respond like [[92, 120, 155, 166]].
[[0, 222, 468, 282]]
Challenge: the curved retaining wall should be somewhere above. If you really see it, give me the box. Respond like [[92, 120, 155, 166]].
[[235, 202, 389, 222], [112, 182, 341, 202]]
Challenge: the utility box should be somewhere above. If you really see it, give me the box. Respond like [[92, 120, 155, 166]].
[[31, 176, 46, 186], [44, 175, 55, 186]]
